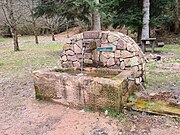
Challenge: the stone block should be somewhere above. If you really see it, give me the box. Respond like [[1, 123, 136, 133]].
[[72, 33, 83, 41], [63, 44, 73, 51], [84, 59, 93, 64], [107, 58, 115, 67], [135, 78, 140, 84], [130, 57, 139, 66], [76, 54, 83, 59], [101, 32, 109, 43], [61, 55, 67, 62], [115, 58, 120, 65], [95, 39, 101, 47], [117, 39, 126, 50], [100, 54, 108, 65], [120, 61, 125, 70], [73, 61, 80, 68], [127, 43, 136, 52], [84, 53, 92, 59], [124, 59, 131, 67], [138, 64, 143, 70], [74, 44, 82, 54], [115, 50, 121, 58], [102, 52, 114, 58], [92, 50, 100, 62], [121, 51, 134, 58], [108, 34, 119, 42], [33, 68, 136, 111], [76, 40, 83, 49], [83, 31, 100, 39], [112, 41, 118, 46], [66, 50, 75, 56], [67, 55, 78, 62]]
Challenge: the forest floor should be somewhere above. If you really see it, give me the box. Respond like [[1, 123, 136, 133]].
[[0, 33, 179, 135]]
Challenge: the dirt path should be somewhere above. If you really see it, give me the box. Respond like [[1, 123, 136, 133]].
[[0, 35, 179, 135]]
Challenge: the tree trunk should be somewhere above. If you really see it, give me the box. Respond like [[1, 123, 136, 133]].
[[137, 26, 142, 43], [51, 28, 55, 41], [11, 26, 19, 51], [92, 0, 101, 31], [141, 0, 150, 40], [175, 0, 179, 33], [33, 22, 39, 44]]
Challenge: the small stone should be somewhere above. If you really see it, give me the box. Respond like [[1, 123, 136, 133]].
[[92, 50, 100, 61], [134, 71, 142, 77], [124, 59, 131, 67], [120, 61, 125, 69], [121, 51, 134, 58], [102, 52, 114, 58], [95, 39, 101, 47], [101, 32, 109, 43], [115, 58, 120, 65], [117, 39, 126, 50], [137, 57, 144, 64], [107, 58, 115, 67], [108, 34, 119, 42], [127, 43, 136, 52], [142, 63, 146, 70], [66, 50, 75, 56], [112, 41, 118, 46], [132, 66, 139, 72], [75, 33, 83, 40], [76, 54, 83, 59], [115, 50, 121, 58], [130, 57, 139, 66], [139, 77, 142, 82], [84, 53, 92, 59], [135, 78, 140, 84], [138, 65, 143, 70], [61, 55, 67, 62], [73, 61, 80, 68], [83, 31, 100, 39], [74, 44, 82, 54], [63, 44, 73, 51], [76, 40, 83, 48], [100, 54, 108, 65], [67, 55, 77, 61], [84, 59, 93, 64]]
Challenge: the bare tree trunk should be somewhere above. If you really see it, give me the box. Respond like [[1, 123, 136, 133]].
[[141, 0, 150, 39], [50, 28, 55, 41], [92, 0, 101, 31], [32, 16, 39, 44], [175, 0, 179, 33], [11, 27, 19, 51]]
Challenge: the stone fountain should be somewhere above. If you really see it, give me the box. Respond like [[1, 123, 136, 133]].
[[33, 31, 146, 112]]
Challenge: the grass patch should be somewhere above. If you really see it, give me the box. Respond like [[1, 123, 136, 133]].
[[156, 44, 180, 55], [0, 41, 62, 78], [145, 72, 180, 89], [176, 82, 180, 86]]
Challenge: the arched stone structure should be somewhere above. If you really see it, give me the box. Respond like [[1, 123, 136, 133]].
[[60, 31, 145, 84]]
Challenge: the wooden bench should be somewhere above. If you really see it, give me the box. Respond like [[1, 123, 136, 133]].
[[140, 38, 164, 53]]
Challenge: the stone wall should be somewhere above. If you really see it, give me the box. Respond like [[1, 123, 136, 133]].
[[60, 31, 145, 84]]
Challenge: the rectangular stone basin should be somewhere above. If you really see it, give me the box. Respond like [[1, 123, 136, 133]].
[[33, 68, 138, 112]]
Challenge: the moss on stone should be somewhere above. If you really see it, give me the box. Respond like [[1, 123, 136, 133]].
[[34, 85, 43, 100]]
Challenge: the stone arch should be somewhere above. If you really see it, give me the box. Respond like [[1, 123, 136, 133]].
[[60, 31, 145, 84]]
